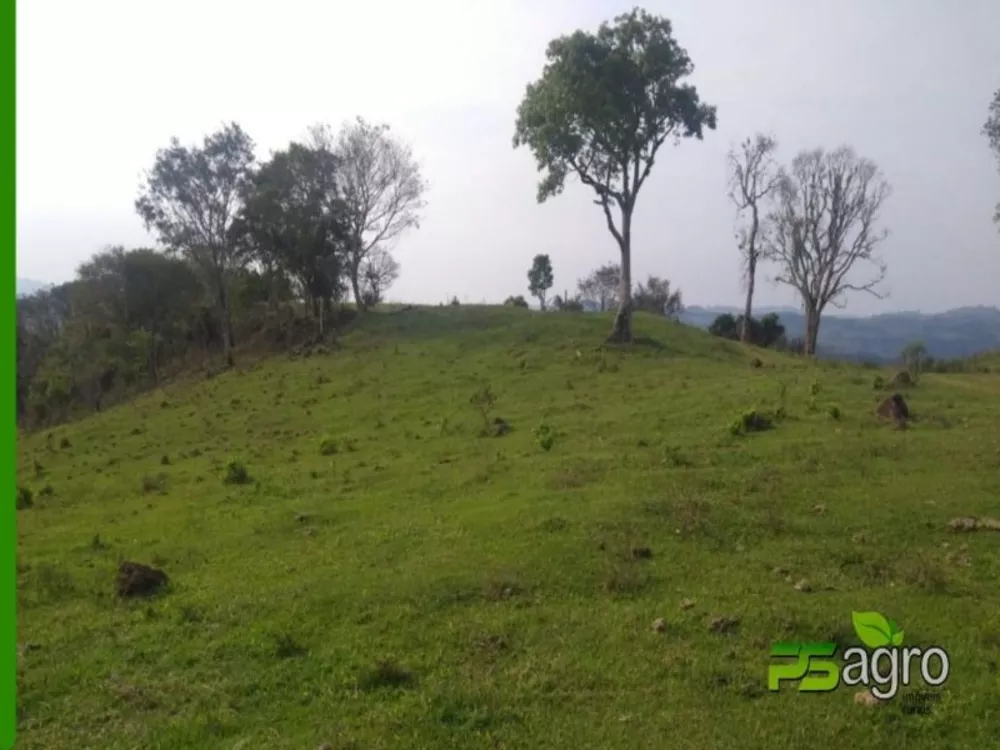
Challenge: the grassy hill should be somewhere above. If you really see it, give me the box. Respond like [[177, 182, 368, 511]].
[[15, 306, 1000, 749]]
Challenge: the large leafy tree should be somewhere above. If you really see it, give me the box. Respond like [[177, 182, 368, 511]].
[[233, 141, 350, 333], [135, 122, 257, 366], [513, 8, 716, 343], [768, 146, 892, 356], [985, 88, 1000, 229]]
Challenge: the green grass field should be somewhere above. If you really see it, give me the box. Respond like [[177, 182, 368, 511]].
[[15, 306, 1000, 749]]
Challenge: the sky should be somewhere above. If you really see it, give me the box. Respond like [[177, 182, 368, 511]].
[[16, 0, 1000, 315]]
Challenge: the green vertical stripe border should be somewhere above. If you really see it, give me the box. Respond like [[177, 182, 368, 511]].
[[2, 0, 15, 747]]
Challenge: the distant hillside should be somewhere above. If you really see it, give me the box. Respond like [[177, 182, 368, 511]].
[[17, 278, 51, 297], [680, 305, 1000, 363]]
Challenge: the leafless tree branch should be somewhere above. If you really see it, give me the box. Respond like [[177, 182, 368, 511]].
[[726, 133, 781, 341], [315, 117, 426, 311], [767, 146, 892, 355]]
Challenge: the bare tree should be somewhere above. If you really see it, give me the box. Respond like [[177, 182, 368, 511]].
[[312, 118, 426, 312], [359, 247, 400, 307], [727, 134, 782, 342], [768, 146, 891, 356]]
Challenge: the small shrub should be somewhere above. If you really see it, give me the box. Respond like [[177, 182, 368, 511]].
[[662, 445, 692, 467], [483, 574, 522, 602], [469, 385, 496, 437], [534, 423, 555, 452], [16, 487, 33, 510], [873, 375, 885, 390], [59, 437, 71, 449], [38, 484, 54, 497], [809, 378, 821, 397], [602, 563, 650, 598], [319, 436, 338, 456], [160, 455, 171, 466], [224, 459, 252, 486], [141, 473, 168, 494], [357, 660, 415, 691], [449, 296, 460, 306], [827, 405, 841, 420], [273, 632, 307, 659], [729, 408, 774, 436]]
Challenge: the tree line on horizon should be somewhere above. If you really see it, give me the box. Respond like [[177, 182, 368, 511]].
[[506, 254, 683, 319], [16, 7, 1000, 430]]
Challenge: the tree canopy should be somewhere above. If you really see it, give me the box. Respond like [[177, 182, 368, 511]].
[[233, 140, 349, 325], [527, 254, 554, 309], [135, 122, 257, 364]]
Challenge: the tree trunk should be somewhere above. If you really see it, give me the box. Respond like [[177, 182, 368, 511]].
[[349, 237, 367, 313], [217, 279, 235, 368], [350, 268, 365, 313], [740, 255, 757, 343], [265, 260, 278, 311], [608, 211, 633, 344], [804, 301, 821, 356]]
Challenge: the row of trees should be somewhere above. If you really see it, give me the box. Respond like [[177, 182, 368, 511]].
[[726, 137, 890, 355], [708, 312, 787, 349], [136, 118, 425, 365], [512, 254, 683, 318], [513, 8, 999, 355], [17, 118, 426, 426]]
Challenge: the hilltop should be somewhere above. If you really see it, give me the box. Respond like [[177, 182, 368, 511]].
[[15, 306, 1000, 749]]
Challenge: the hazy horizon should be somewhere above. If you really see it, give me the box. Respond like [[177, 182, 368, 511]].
[[16, 0, 1000, 314]]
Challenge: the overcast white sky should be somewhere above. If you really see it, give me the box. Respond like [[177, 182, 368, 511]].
[[16, 0, 1000, 313]]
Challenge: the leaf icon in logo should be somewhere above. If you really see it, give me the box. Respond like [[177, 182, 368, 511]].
[[852, 611, 895, 648], [891, 630, 905, 646]]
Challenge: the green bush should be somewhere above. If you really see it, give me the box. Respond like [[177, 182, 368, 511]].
[[16, 486, 33, 510], [534, 423, 556, 452], [224, 459, 252, 485], [729, 408, 774, 436]]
